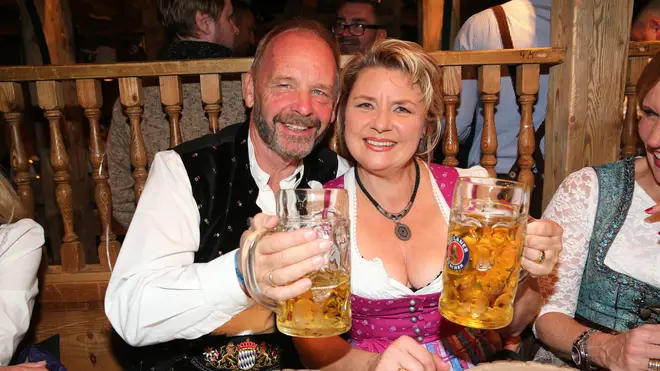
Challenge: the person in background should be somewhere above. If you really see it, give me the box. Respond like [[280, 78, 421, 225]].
[[631, 0, 660, 41], [534, 53, 660, 371], [452, 0, 551, 218], [0, 174, 45, 370], [105, 20, 350, 370], [232, 0, 256, 57], [107, 0, 247, 229], [333, 0, 386, 54]]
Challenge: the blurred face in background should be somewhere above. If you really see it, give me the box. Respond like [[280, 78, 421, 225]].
[[232, 7, 256, 56], [334, 2, 385, 54], [196, 0, 239, 48]]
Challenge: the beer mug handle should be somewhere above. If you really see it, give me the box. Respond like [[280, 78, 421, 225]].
[[244, 230, 278, 312]]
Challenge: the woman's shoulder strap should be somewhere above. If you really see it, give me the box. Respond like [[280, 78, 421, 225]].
[[324, 174, 346, 189]]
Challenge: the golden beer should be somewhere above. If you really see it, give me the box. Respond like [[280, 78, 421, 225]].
[[246, 189, 351, 337], [275, 215, 351, 337], [277, 270, 351, 337], [439, 178, 530, 330]]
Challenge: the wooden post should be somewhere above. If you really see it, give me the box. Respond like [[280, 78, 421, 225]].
[[41, 0, 77, 105], [515, 64, 540, 190], [0, 83, 34, 217], [543, 0, 634, 207], [160, 76, 184, 147], [36, 80, 85, 273], [200, 74, 222, 134], [479, 65, 501, 177], [76, 79, 121, 271], [441, 66, 461, 167], [419, 0, 444, 52], [41, 0, 75, 65], [41, 0, 98, 260], [118, 77, 149, 202], [449, 0, 460, 47]]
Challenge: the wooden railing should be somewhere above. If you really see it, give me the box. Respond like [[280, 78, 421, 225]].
[[1, 42, 659, 369], [0, 47, 564, 274]]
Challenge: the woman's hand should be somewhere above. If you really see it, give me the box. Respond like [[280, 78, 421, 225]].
[[521, 219, 563, 277], [593, 324, 660, 371], [368, 336, 449, 371]]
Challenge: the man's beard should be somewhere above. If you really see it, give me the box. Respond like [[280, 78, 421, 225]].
[[252, 99, 326, 160]]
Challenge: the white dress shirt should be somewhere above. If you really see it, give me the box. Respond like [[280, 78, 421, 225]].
[[0, 219, 44, 365], [105, 138, 349, 347], [453, 0, 551, 174]]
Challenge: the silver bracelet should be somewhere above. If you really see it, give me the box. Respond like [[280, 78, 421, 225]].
[[580, 328, 600, 370]]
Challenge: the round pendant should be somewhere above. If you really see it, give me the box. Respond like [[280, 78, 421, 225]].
[[395, 223, 411, 241]]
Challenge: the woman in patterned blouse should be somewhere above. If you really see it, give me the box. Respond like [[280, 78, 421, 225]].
[[533, 53, 660, 371]]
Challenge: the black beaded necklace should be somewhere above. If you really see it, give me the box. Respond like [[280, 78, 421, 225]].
[[355, 160, 420, 241]]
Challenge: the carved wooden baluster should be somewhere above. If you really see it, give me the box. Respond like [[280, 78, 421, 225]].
[[515, 64, 540, 189], [36, 80, 85, 272], [160, 76, 183, 147], [118, 77, 148, 202], [0, 83, 34, 217], [76, 79, 120, 271], [200, 74, 222, 133], [441, 66, 461, 167], [478, 65, 501, 177], [622, 56, 649, 157]]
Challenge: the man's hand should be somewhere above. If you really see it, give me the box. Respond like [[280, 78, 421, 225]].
[[238, 213, 332, 302]]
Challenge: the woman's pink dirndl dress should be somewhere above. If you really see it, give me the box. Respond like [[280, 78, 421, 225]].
[[325, 163, 498, 371]]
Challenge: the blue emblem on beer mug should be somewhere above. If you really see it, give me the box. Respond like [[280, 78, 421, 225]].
[[447, 235, 470, 271]]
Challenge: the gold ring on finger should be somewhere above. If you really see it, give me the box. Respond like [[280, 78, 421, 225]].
[[397, 368, 408, 371], [536, 250, 546, 265], [648, 358, 660, 371], [267, 271, 278, 287]]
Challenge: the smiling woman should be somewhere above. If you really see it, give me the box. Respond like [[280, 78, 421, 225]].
[[533, 52, 660, 370], [335, 39, 444, 165], [293, 38, 564, 371]]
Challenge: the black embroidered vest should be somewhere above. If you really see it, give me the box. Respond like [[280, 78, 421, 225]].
[[174, 121, 340, 263]]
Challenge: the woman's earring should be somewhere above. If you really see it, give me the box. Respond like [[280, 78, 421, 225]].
[[417, 135, 427, 153]]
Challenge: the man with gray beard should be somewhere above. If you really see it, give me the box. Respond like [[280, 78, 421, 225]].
[[105, 19, 349, 371]]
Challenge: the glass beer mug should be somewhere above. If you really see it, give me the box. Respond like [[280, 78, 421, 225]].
[[246, 188, 351, 337], [439, 177, 530, 329]]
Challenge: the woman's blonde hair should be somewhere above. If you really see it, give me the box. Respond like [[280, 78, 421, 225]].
[[0, 173, 27, 225], [335, 38, 444, 163]]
